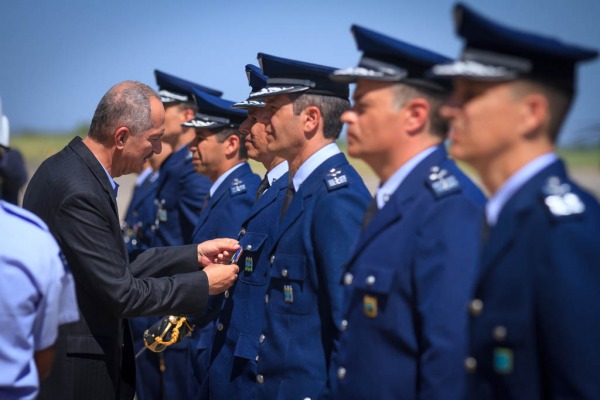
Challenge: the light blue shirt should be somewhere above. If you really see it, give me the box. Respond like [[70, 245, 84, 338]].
[[486, 152, 558, 226], [292, 143, 341, 191], [266, 160, 289, 187], [0, 201, 79, 400], [209, 162, 246, 197], [375, 146, 437, 209], [99, 162, 119, 198]]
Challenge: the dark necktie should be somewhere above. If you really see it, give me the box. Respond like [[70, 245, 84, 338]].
[[201, 193, 211, 212], [361, 198, 378, 229], [256, 174, 270, 200], [280, 182, 295, 218]]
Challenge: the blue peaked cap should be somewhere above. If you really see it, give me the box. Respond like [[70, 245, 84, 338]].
[[182, 88, 247, 130], [231, 64, 268, 109], [431, 3, 598, 89], [331, 24, 452, 91], [249, 53, 349, 100], [155, 69, 223, 104]]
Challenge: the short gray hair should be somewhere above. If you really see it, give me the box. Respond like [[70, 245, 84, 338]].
[[88, 81, 159, 144], [391, 83, 448, 138], [290, 93, 350, 139]]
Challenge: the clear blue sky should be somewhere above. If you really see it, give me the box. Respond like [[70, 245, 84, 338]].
[[1, 0, 598, 147]]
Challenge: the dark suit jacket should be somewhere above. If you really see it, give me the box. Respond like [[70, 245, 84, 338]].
[[23, 137, 209, 400], [468, 159, 600, 399]]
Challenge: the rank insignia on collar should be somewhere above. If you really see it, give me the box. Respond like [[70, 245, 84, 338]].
[[427, 166, 460, 198], [230, 178, 247, 195], [245, 256, 254, 273], [284, 285, 294, 303], [543, 176, 585, 217], [325, 168, 349, 191], [363, 295, 378, 318]]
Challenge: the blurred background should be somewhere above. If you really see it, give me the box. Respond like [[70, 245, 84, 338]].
[[1, 0, 598, 215]]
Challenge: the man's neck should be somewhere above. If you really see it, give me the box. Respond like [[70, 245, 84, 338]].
[[371, 136, 441, 183], [83, 136, 117, 177], [287, 138, 334, 176]]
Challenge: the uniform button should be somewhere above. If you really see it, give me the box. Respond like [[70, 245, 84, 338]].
[[465, 357, 477, 373], [493, 325, 507, 342], [265, 294, 269, 304], [255, 355, 260, 362], [246, 244, 252, 251], [341, 319, 348, 332], [337, 367, 347, 380], [217, 323, 224, 331], [270, 255, 275, 264], [224, 290, 230, 299], [239, 228, 246, 236], [366, 275, 376, 286], [469, 299, 484, 317], [256, 374, 264, 384], [343, 273, 353, 286], [281, 269, 288, 277], [259, 334, 266, 343]]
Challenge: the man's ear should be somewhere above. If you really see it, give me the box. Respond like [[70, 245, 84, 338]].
[[115, 127, 129, 150], [519, 93, 548, 139], [302, 105, 321, 134], [404, 98, 429, 136], [183, 108, 195, 122], [225, 133, 240, 158]]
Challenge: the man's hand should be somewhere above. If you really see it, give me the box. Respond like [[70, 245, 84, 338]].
[[203, 263, 240, 294], [197, 238, 240, 267]]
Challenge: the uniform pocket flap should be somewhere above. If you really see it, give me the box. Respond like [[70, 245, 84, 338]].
[[353, 267, 394, 294], [233, 333, 259, 360], [269, 254, 306, 280], [238, 232, 268, 253]]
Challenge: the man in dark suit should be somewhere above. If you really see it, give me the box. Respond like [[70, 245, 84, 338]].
[[208, 64, 289, 400], [326, 25, 486, 400], [433, 4, 600, 399], [183, 88, 261, 397], [250, 53, 372, 399], [23, 81, 241, 400]]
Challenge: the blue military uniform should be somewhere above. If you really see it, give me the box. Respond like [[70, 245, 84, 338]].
[[123, 167, 159, 253], [208, 64, 291, 400], [131, 71, 221, 400], [247, 53, 371, 400], [431, 4, 600, 399], [326, 24, 486, 400], [0, 200, 79, 400]]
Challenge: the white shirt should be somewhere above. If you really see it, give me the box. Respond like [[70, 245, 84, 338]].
[[486, 152, 558, 226], [209, 162, 246, 197], [266, 160, 289, 187]]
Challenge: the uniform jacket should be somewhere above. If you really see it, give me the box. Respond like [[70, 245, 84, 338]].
[[256, 152, 371, 400], [467, 159, 600, 399], [123, 171, 159, 252], [188, 162, 260, 397], [151, 145, 210, 247], [209, 171, 289, 400], [23, 137, 210, 400], [330, 145, 485, 400]]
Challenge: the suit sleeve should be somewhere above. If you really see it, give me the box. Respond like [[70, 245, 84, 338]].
[[130, 245, 199, 278], [413, 196, 481, 400], [536, 208, 600, 397], [56, 191, 209, 318]]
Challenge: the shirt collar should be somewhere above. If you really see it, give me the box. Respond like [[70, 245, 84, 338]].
[[210, 162, 246, 197], [99, 163, 119, 198], [375, 146, 437, 209], [135, 166, 153, 187], [486, 152, 558, 226], [266, 160, 289, 186], [292, 143, 341, 191]]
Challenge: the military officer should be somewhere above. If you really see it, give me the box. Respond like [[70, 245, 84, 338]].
[[432, 4, 600, 399], [250, 53, 371, 399], [185, 88, 260, 398], [325, 25, 486, 400], [0, 97, 27, 205], [0, 200, 79, 399], [208, 65, 289, 400]]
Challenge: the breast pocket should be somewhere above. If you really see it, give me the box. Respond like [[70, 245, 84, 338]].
[[267, 254, 310, 315], [238, 232, 269, 286], [351, 266, 394, 319]]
